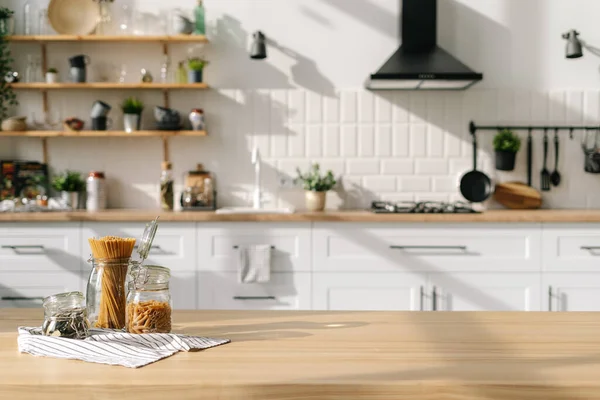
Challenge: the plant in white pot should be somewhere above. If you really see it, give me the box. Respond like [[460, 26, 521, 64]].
[[52, 170, 85, 209], [121, 96, 144, 133], [296, 163, 337, 212], [45, 67, 59, 83]]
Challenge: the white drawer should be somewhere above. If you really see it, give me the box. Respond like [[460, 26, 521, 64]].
[[0, 223, 82, 272], [197, 272, 311, 310], [0, 272, 81, 308], [196, 223, 311, 272], [313, 223, 542, 272], [82, 223, 196, 271], [542, 224, 600, 271], [171, 271, 197, 310]]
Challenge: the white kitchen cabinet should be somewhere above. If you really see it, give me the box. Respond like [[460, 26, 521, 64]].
[[196, 223, 311, 272], [0, 272, 81, 308], [542, 224, 600, 272], [0, 223, 82, 272], [170, 271, 197, 309], [197, 272, 311, 310], [313, 223, 542, 273], [82, 222, 196, 271], [313, 273, 426, 311], [430, 273, 541, 311], [543, 273, 600, 311]]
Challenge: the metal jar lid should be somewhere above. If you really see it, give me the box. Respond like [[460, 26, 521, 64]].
[[137, 217, 159, 261]]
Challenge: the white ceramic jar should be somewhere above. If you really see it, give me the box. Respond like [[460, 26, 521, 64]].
[[86, 171, 107, 211]]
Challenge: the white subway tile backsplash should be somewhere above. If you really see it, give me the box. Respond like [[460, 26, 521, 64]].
[[341, 126, 358, 156], [549, 90, 566, 122], [410, 125, 427, 156], [288, 125, 306, 157], [392, 124, 409, 156], [375, 126, 392, 156], [381, 159, 414, 175], [341, 91, 357, 123], [324, 125, 340, 157], [427, 126, 444, 157], [359, 91, 374, 122], [432, 176, 459, 193], [307, 91, 323, 123], [400, 177, 431, 192], [363, 176, 396, 192], [531, 91, 548, 122], [409, 93, 427, 124], [289, 91, 306, 123], [444, 130, 461, 157], [584, 91, 600, 123], [358, 126, 375, 156], [318, 160, 346, 175], [375, 93, 392, 122], [566, 91, 584, 123], [306, 126, 322, 157], [324, 94, 340, 123], [392, 92, 410, 122], [347, 159, 380, 175], [415, 159, 448, 175]]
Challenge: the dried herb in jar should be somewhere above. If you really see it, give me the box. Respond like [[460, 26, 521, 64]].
[[42, 307, 90, 339]]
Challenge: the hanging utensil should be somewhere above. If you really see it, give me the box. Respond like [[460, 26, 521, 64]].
[[540, 128, 551, 191], [582, 127, 600, 173], [527, 128, 533, 187], [551, 128, 561, 186], [460, 132, 492, 202]]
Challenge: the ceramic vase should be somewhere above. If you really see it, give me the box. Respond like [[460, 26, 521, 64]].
[[45, 72, 58, 83], [123, 113, 141, 133], [305, 191, 326, 212], [61, 191, 80, 209], [188, 70, 203, 83]]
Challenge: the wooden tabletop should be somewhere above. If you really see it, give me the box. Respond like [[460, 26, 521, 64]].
[[1, 209, 600, 223], [1, 309, 600, 399]]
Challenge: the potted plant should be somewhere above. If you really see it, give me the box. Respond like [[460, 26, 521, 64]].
[[121, 96, 144, 132], [296, 163, 337, 212], [46, 67, 59, 83], [493, 129, 521, 171], [0, 8, 14, 36], [0, 12, 17, 123], [187, 58, 207, 83], [52, 170, 85, 209]]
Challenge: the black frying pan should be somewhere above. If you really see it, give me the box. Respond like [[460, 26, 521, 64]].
[[460, 132, 492, 202]]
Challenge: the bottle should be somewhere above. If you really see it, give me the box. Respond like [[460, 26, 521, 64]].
[[203, 176, 214, 208], [194, 0, 205, 35], [160, 161, 174, 211], [176, 61, 186, 84], [159, 55, 170, 84], [23, 2, 32, 35], [86, 171, 107, 211]]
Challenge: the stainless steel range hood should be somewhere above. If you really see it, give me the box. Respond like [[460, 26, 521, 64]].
[[367, 0, 483, 90]]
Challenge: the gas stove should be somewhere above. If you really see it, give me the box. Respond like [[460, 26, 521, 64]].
[[371, 201, 480, 214]]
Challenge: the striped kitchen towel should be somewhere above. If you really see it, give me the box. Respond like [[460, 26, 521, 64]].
[[18, 327, 230, 368]]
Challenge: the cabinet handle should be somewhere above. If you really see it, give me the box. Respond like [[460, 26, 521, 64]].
[[2, 245, 45, 252], [133, 245, 161, 250], [581, 246, 600, 252], [419, 286, 424, 311], [548, 286, 553, 312], [432, 286, 438, 311], [390, 245, 467, 251], [1, 296, 44, 301], [232, 245, 275, 249], [232, 296, 276, 300]]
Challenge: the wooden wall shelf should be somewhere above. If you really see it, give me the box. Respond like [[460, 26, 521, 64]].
[[11, 83, 209, 90], [0, 130, 208, 137], [7, 35, 209, 43]]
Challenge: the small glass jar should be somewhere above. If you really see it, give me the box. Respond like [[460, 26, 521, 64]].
[[126, 265, 172, 334], [42, 291, 90, 339], [87, 257, 132, 329]]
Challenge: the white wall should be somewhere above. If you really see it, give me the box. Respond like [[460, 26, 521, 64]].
[[3, 0, 600, 209]]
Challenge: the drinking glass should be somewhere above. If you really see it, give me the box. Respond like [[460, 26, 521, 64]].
[[37, 9, 49, 35]]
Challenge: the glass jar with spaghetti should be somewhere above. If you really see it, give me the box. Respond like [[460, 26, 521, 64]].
[[126, 265, 172, 334]]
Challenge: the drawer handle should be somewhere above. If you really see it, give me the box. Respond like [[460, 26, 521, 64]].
[[133, 245, 162, 251], [232, 296, 276, 300], [1, 296, 44, 301], [581, 246, 600, 251], [2, 245, 46, 252], [232, 246, 275, 249], [390, 245, 467, 251]]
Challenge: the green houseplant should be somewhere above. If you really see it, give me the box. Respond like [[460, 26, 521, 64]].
[[0, 8, 17, 123], [121, 96, 144, 132], [493, 129, 521, 171], [296, 163, 337, 211], [187, 57, 207, 83], [46, 67, 59, 83], [52, 170, 85, 209]]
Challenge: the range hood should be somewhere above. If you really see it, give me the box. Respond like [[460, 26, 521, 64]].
[[367, 0, 483, 90]]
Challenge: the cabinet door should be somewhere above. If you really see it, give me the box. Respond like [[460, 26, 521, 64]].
[[0, 272, 81, 308], [313, 273, 426, 311], [543, 273, 600, 311], [198, 272, 311, 310], [430, 273, 541, 311], [542, 224, 600, 272], [171, 271, 197, 310]]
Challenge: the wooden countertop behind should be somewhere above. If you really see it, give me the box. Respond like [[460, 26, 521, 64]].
[[2, 309, 600, 400], [0, 209, 600, 222]]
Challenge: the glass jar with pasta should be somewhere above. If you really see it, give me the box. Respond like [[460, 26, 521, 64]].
[[126, 265, 172, 334]]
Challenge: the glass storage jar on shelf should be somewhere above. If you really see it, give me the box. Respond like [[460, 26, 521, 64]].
[[126, 265, 172, 334], [42, 291, 90, 339]]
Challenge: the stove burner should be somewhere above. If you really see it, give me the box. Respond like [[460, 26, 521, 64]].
[[371, 201, 479, 214]]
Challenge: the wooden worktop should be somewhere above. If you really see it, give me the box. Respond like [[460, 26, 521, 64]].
[[0, 208, 600, 222], [1, 309, 600, 399]]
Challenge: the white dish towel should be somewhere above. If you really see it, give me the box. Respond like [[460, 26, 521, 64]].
[[18, 327, 230, 368], [237, 244, 272, 283]]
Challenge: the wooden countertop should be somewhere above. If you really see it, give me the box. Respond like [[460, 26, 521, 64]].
[[2, 309, 600, 399], [0, 208, 600, 222]]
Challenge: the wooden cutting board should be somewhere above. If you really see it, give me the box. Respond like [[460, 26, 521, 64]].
[[494, 181, 542, 209]]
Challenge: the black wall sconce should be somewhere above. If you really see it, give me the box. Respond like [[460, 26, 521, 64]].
[[562, 29, 583, 59], [250, 31, 267, 60]]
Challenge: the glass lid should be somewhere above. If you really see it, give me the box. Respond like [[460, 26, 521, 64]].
[[137, 217, 159, 261]]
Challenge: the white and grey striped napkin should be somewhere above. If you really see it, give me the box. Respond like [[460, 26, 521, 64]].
[[18, 327, 230, 368]]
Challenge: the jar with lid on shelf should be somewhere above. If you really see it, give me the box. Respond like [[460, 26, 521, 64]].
[[86, 171, 106, 211], [126, 265, 172, 334], [42, 291, 90, 339]]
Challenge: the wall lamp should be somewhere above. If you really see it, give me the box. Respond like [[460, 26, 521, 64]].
[[250, 31, 267, 60], [562, 29, 583, 59]]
